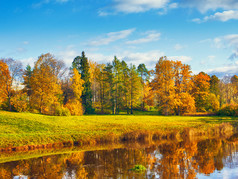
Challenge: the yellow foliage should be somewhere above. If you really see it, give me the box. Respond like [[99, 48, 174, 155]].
[[65, 99, 84, 116], [11, 92, 29, 112], [71, 68, 84, 100], [30, 53, 63, 114], [0, 61, 11, 105]]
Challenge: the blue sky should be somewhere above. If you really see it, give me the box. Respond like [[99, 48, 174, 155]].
[[1, 0, 238, 76]]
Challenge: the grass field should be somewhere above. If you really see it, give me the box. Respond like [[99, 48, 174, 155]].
[[0, 110, 237, 149]]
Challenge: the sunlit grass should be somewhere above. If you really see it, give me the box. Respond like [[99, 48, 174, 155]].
[[0, 111, 237, 148]]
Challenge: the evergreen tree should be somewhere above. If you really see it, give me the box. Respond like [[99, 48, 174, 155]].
[[23, 65, 33, 97], [103, 63, 114, 114], [137, 63, 149, 110], [112, 56, 123, 114], [129, 64, 141, 114], [72, 51, 94, 114], [210, 75, 220, 96], [121, 61, 130, 114]]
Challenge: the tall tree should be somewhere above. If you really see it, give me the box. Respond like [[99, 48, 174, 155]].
[[0, 58, 23, 111], [112, 56, 123, 114], [210, 75, 220, 96], [72, 51, 94, 114], [65, 68, 84, 115], [103, 63, 114, 114], [23, 65, 33, 97], [137, 63, 149, 110], [152, 57, 175, 115], [30, 53, 63, 114], [0, 61, 11, 106], [152, 57, 195, 115], [129, 64, 141, 114], [192, 72, 211, 112], [121, 60, 130, 114], [95, 64, 106, 113]]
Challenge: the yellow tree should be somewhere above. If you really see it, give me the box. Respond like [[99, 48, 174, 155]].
[[0, 61, 11, 106], [65, 68, 84, 115], [30, 53, 63, 115], [0, 58, 23, 111], [192, 72, 212, 112], [173, 61, 195, 115], [152, 57, 175, 115], [153, 57, 195, 115], [129, 64, 142, 114]]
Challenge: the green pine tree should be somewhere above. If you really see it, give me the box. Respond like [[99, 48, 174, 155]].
[[72, 51, 94, 114]]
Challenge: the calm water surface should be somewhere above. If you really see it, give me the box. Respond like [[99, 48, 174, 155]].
[[0, 134, 237, 179]]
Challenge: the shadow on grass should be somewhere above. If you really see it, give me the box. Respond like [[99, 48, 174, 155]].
[[197, 116, 238, 129]]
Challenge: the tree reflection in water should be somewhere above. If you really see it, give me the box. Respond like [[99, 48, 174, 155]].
[[0, 134, 237, 179]]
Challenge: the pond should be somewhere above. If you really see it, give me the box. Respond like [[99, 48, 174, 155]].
[[0, 133, 237, 179]]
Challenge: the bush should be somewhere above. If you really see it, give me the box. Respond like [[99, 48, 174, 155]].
[[62, 107, 71, 116], [217, 104, 238, 116], [55, 105, 71, 116], [65, 99, 84, 116]]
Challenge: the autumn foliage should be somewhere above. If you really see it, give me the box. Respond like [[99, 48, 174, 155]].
[[0, 52, 237, 116]]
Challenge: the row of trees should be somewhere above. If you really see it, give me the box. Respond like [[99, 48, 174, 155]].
[[0, 52, 238, 115]]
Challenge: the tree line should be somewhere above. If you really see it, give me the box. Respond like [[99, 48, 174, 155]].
[[0, 52, 237, 116]]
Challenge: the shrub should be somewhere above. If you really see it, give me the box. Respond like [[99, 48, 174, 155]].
[[11, 92, 29, 112], [55, 105, 71, 116], [65, 99, 84, 116], [217, 104, 238, 116]]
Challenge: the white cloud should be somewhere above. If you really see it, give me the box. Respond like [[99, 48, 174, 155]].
[[167, 56, 192, 63], [212, 34, 238, 60], [193, 10, 238, 23], [181, 0, 238, 13], [126, 31, 160, 45], [56, 46, 78, 66], [113, 0, 170, 13], [224, 34, 238, 46], [206, 61, 238, 77], [19, 57, 35, 67], [87, 53, 114, 63], [89, 28, 135, 46], [169, 3, 178, 9], [174, 44, 183, 51], [120, 50, 165, 69]]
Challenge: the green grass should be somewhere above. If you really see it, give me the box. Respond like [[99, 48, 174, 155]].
[[0, 110, 237, 149]]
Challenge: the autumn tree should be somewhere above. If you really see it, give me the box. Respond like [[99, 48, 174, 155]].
[[153, 57, 195, 115], [210, 75, 220, 96], [94, 64, 106, 113], [112, 56, 123, 114], [0, 61, 11, 107], [30, 53, 63, 115], [0, 58, 23, 111], [137, 63, 149, 111], [72, 51, 94, 114], [173, 60, 195, 115], [65, 68, 84, 115], [103, 63, 115, 114], [23, 64, 33, 98], [129, 64, 141, 114], [192, 72, 211, 112], [121, 60, 130, 114]]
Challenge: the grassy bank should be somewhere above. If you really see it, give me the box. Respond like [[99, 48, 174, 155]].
[[0, 111, 237, 150]]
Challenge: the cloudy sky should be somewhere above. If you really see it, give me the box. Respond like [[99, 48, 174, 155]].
[[1, 0, 238, 76]]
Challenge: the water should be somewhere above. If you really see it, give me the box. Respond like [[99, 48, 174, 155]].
[[0, 135, 237, 179]]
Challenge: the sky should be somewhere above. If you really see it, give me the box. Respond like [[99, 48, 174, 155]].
[[0, 0, 238, 77]]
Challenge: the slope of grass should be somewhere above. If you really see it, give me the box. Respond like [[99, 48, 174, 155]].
[[0, 111, 237, 149]]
